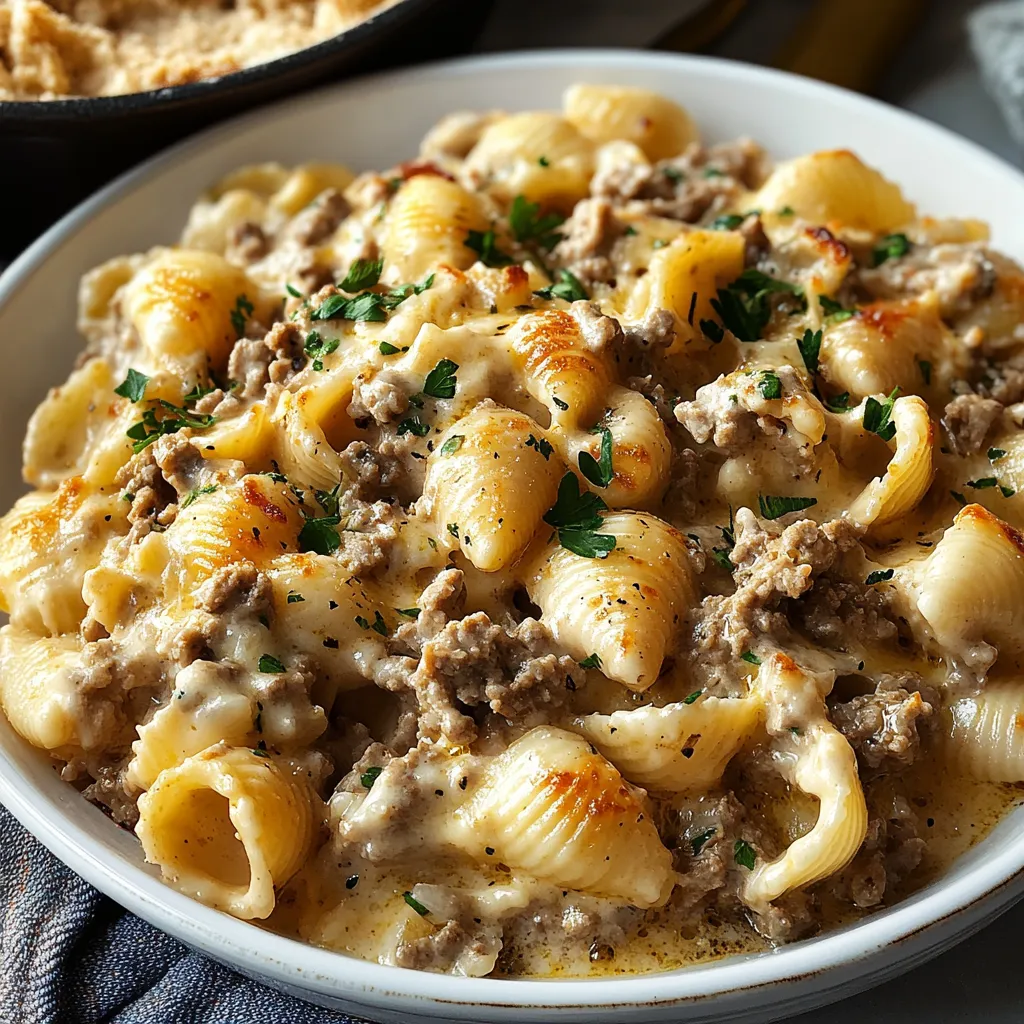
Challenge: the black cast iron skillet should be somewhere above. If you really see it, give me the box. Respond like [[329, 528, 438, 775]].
[[0, 0, 493, 260]]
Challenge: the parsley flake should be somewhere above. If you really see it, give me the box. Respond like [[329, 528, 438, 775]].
[[298, 514, 341, 555], [286, 591, 305, 604], [230, 294, 254, 338], [579, 653, 602, 669], [826, 392, 852, 413], [181, 484, 217, 508], [423, 358, 459, 399], [447, 523, 460, 539], [741, 651, 762, 666], [339, 257, 383, 292], [968, 477, 998, 489], [758, 370, 782, 401], [126, 401, 216, 453], [114, 368, 150, 403], [819, 295, 855, 323], [465, 228, 514, 268], [690, 828, 716, 855], [578, 426, 614, 488], [865, 569, 895, 585], [285, 283, 302, 298], [871, 233, 911, 267], [797, 328, 822, 375], [440, 434, 465, 456], [734, 839, 757, 870], [403, 892, 429, 916], [989, 447, 1007, 461], [258, 654, 285, 673], [542, 473, 616, 559], [361, 766, 384, 788], [758, 494, 817, 520], [863, 387, 900, 442], [397, 416, 430, 437], [918, 359, 932, 385], [534, 268, 589, 303], [379, 341, 400, 356], [509, 194, 564, 250], [370, 611, 389, 637], [711, 269, 804, 342], [525, 434, 554, 460], [711, 214, 744, 231], [396, 607, 420, 619], [683, 689, 703, 705], [310, 291, 387, 323], [700, 318, 724, 343]]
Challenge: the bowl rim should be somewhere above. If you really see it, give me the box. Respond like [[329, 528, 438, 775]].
[[4, 46, 1024, 1017], [0, 0, 430, 121]]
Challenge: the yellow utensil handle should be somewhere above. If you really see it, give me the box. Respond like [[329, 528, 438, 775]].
[[776, 0, 928, 93]]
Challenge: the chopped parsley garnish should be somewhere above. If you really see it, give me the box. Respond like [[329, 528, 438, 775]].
[[711, 507, 736, 572], [508, 194, 564, 250], [423, 358, 459, 399], [734, 839, 757, 870], [918, 359, 932, 385], [741, 651, 761, 666], [758, 494, 817, 520], [819, 295, 855, 323], [298, 514, 341, 555], [663, 166, 684, 183], [797, 328, 822, 375], [465, 228, 514, 267], [310, 291, 387, 323], [552, 396, 569, 411], [525, 434, 554, 460], [826, 392, 852, 413], [579, 653, 602, 669], [534, 268, 589, 303], [397, 416, 430, 437], [651, 239, 668, 249], [345, 875, 359, 889], [339, 257, 383, 292], [355, 616, 370, 630], [183, 382, 217, 405], [950, 489, 967, 506], [690, 827, 715, 855], [439, 434, 465, 456], [683, 689, 703, 705], [711, 269, 804, 342], [251, 748, 271, 758], [538, 155, 550, 167], [126, 401, 216, 453], [989, 447, 1007, 461], [305, 330, 340, 371], [360, 766, 384, 788], [286, 591, 305, 603], [758, 370, 782, 401], [396, 607, 421, 618], [370, 611, 389, 637], [285, 283, 302, 298], [623, 225, 637, 236], [258, 654, 285, 673], [865, 569, 895, 585], [711, 214, 744, 231], [542, 473, 617, 559], [447, 522, 460, 539], [968, 477, 998, 489], [230, 294, 254, 338], [380, 273, 435, 310], [778, 205, 795, 216], [700, 318, 724, 343], [871, 232, 911, 267], [379, 341, 400, 356], [702, 167, 724, 179], [578, 426, 614, 488], [403, 892, 429, 916], [710, 548, 734, 571], [114, 368, 150, 403], [863, 387, 900, 442], [1002, 485, 1016, 498], [181, 484, 216, 509]]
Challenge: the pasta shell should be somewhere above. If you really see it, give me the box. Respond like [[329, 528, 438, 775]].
[[383, 175, 487, 281], [560, 386, 672, 510], [165, 476, 302, 599], [123, 249, 256, 374], [743, 654, 868, 908], [574, 693, 764, 792], [505, 310, 612, 429], [453, 726, 675, 908], [523, 511, 694, 691], [946, 682, 1024, 782], [848, 395, 935, 530], [271, 389, 345, 492], [0, 626, 83, 751], [625, 229, 745, 348], [563, 84, 698, 161], [465, 112, 595, 207], [136, 744, 323, 919], [424, 406, 563, 571], [910, 504, 1024, 674], [752, 150, 915, 232], [820, 297, 950, 398]]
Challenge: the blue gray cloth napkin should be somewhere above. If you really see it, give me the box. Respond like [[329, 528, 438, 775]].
[[0, 805, 361, 1024]]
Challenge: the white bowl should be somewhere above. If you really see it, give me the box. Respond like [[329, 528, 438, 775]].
[[2, 49, 1024, 1024]]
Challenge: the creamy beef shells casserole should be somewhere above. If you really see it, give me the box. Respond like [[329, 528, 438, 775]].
[[3, 85, 1024, 977]]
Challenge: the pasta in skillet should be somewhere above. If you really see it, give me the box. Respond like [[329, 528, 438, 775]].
[[4, 82, 1024, 978]]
